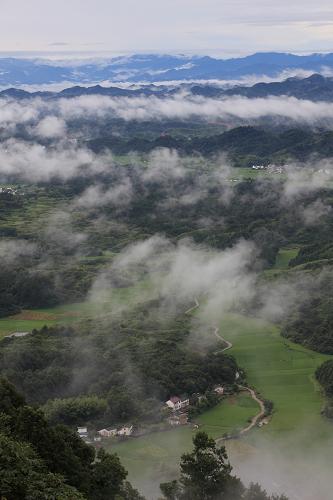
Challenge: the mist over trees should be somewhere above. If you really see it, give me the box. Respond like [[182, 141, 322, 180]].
[[160, 432, 288, 500], [1, 71, 333, 499]]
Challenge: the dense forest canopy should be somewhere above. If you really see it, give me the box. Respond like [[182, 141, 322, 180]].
[[0, 303, 238, 427], [0, 378, 143, 499]]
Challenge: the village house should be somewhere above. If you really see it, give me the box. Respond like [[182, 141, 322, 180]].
[[214, 386, 224, 395], [77, 427, 92, 444], [98, 428, 117, 438], [0, 186, 18, 195], [77, 427, 88, 438], [168, 415, 179, 426], [97, 425, 134, 438], [165, 396, 190, 411], [117, 425, 133, 436], [168, 413, 189, 426]]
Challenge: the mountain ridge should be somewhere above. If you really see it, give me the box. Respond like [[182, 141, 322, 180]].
[[2, 52, 333, 85], [3, 73, 333, 102]]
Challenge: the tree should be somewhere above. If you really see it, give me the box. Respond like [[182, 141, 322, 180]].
[[244, 484, 273, 500], [0, 376, 25, 415], [0, 432, 84, 499], [91, 448, 128, 500], [244, 484, 289, 500], [116, 481, 146, 500], [0, 378, 145, 500], [160, 432, 243, 500], [160, 432, 288, 500], [43, 395, 108, 425], [160, 480, 182, 500]]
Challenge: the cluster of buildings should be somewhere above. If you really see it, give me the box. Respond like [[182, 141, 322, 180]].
[[97, 425, 133, 438], [0, 186, 19, 195], [77, 387, 226, 444], [252, 165, 266, 170], [252, 164, 285, 174], [77, 424, 134, 444], [164, 388, 223, 426], [165, 395, 190, 412], [165, 396, 190, 427]]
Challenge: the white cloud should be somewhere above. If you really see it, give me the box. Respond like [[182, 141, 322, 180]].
[[5, 94, 333, 133], [73, 179, 133, 209], [35, 116, 66, 138], [302, 199, 332, 225], [0, 139, 111, 181], [90, 236, 258, 323]]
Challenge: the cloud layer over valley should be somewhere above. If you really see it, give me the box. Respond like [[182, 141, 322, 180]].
[[4, 93, 333, 136]]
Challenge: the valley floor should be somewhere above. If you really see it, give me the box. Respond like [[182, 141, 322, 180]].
[[109, 314, 333, 499], [2, 300, 333, 499]]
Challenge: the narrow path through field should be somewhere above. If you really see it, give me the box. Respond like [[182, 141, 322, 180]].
[[237, 386, 266, 435], [213, 327, 233, 352], [186, 298, 267, 440]]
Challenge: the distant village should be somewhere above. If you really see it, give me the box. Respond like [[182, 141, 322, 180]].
[[0, 186, 19, 196], [251, 164, 285, 174], [77, 386, 226, 446]]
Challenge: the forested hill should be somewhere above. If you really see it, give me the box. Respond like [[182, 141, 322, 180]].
[[190, 74, 333, 101], [3, 73, 333, 101], [87, 126, 333, 162], [0, 378, 143, 499]]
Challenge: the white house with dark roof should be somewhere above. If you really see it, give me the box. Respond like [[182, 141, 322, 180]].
[[166, 396, 189, 411]]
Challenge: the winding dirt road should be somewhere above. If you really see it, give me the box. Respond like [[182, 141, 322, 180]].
[[186, 298, 267, 438], [237, 386, 266, 435]]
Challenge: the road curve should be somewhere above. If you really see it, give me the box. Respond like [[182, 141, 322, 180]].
[[186, 298, 267, 438]]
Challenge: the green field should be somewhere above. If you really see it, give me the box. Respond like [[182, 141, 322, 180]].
[[219, 314, 331, 437], [218, 315, 333, 498], [0, 279, 153, 339], [0, 305, 83, 339], [274, 247, 299, 269]]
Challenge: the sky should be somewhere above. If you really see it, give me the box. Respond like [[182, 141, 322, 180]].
[[1, 0, 333, 57]]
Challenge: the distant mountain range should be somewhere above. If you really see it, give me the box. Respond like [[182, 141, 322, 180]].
[[2, 52, 333, 86], [3, 74, 333, 102]]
